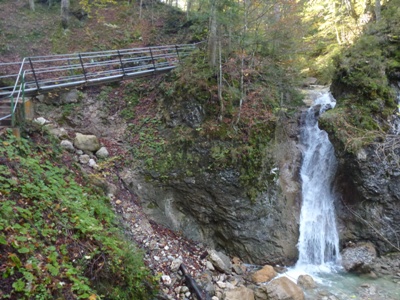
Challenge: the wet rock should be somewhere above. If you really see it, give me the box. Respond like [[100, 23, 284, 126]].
[[254, 277, 305, 300], [251, 265, 277, 283], [224, 286, 255, 300], [342, 242, 377, 273], [297, 274, 316, 289], [73, 133, 100, 152]]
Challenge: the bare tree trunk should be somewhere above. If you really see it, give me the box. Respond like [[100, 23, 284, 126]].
[[29, 0, 35, 11], [186, 0, 193, 19], [236, 0, 248, 125], [218, 40, 223, 122], [375, 0, 381, 21], [208, 0, 218, 67], [61, 0, 70, 29], [139, 0, 143, 19]]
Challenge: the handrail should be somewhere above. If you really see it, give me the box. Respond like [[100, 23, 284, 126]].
[[0, 43, 199, 124]]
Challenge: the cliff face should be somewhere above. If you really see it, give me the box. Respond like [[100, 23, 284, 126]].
[[332, 141, 400, 254], [322, 0, 400, 255], [120, 100, 303, 265]]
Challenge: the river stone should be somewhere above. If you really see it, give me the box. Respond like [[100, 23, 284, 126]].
[[209, 250, 232, 274], [95, 147, 109, 158], [73, 133, 101, 152], [224, 286, 254, 300], [254, 277, 305, 300], [297, 274, 316, 289], [341, 242, 377, 273], [60, 140, 74, 152], [251, 265, 277, 283]]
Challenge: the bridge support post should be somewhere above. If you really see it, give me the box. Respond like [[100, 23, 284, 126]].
[[24, 100, 34, 120], [11, 127, 21, 139]]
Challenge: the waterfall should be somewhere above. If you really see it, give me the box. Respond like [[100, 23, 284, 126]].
[[296, 91, 341, 269]]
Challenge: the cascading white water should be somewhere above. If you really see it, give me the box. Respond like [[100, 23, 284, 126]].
[[295, 91, 341, 270]]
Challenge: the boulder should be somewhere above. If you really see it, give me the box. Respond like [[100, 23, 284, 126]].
[[60, 89, 80, 104], [79, 154, 90, 164], [95, 146, 109, 159], [224, 286, 254, 300], [297, 274, 316, 289], [46, 124, 68, 138], [341, 242, 377, 273], [33, 117, 48, 125], [251, 265, 277, 283], [254, 277, 305, 300], [209, 250, 232, 274], [60, 140, 74, 152], [73, 133, 101, 152]]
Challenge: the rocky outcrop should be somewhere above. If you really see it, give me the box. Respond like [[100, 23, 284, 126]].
[[341, 242, 377, 273], [330, 139, 400, 256], [120, 143, 301, 266]]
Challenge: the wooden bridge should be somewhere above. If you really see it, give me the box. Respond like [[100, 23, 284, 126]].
[[0, 43, 198, 127]]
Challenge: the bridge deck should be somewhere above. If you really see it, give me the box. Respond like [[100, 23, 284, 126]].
[[0, 43, 197, 124]]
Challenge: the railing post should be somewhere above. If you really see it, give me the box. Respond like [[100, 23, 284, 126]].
[[117, 50, 126, 76], [21, 73, 25, 121], [78, 54, 88, 82], [11, 96, 15, 127], [149, 48, 156, 70], [28, 58, 40, 91], [175, 45, 180, 62]]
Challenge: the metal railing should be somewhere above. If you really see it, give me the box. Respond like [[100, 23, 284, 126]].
[[0, 43, 199, 125]]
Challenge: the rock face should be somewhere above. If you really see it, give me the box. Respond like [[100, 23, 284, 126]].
[[331, 140, 400, 256], [120, 133, 302, 266], [341, 242, 377, 273], [118, 99, 303, 266]]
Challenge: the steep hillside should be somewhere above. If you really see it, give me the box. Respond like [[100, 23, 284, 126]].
[[320, 0, 400, 257], [0, 128, 156, 299]]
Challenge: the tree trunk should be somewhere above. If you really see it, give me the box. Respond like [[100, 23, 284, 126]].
[[208, 0, 218, 67], [61, 0, 70, 29], [218, 41, 223, 122], [375, 0, 381, 21], [29, 0, 35, 11]]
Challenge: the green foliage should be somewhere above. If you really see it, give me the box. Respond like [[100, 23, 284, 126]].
[[326, 0, 400, 151], [0, 131, 157, 299]]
